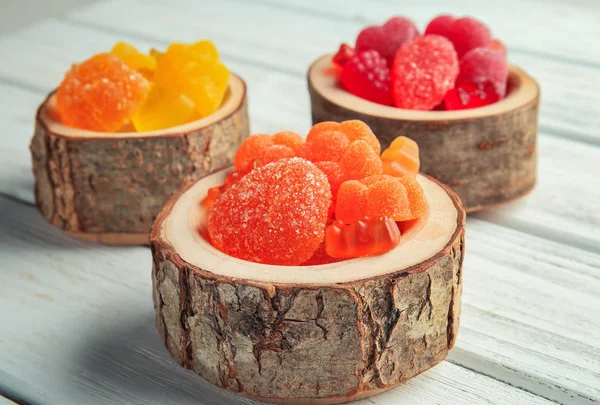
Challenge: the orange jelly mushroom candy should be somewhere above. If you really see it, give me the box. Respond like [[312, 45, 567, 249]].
[[339, 120, 381, 155], [272, 131, 304, 152], [398, 175, 428, 220], [234, 132, 304, 172], [208, 158, 331, 265], [56, 53, 149, 132], [339, 139, 383, 180], [234, 134, 274, 171], [262, 144, 295, 165], [301, 126, 350, 162], [314, 161, 345, 196], [335, 180, 368, 223], [325, 216, 401, 259], [366, 177, 411, 219], [381, 136, 420, 178]]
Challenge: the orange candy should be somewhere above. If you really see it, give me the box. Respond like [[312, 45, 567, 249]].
[[381, 136, 420, 178], [56, 53, 149, 132], [262, 145, 295, 165], [301, 241, 344, 266], [339, 139, 383, 180], [314, 161, 345, 196], [335, 181, 368, 224], [234, 132, 303, 172], [272, 131, 304, 152], [325, 216, 401, 259], [208, 158, 331, 265]]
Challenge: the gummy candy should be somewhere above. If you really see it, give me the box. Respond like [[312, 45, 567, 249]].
[[208, 158, 331, 265], [301, 241, 344, 266], [234, 134, 274, 172], [56, 53, 150, 132], [335, 180, 368, 224], [132, 85, 195, 132], [154, 40, 229, 118], [444, 82, 500, 110], [381, 136, 420, 178], [445, 17, 492, 58], [325, 216, 401, 259], [332, 43, 355, 68], [366, 176, 411, 219], [339, 139, 383, 180], [424, 15, 455, 37], [340, 50, 392, 106], [314, 161, 345, 196], [489, 39, 507, 55], [340, 120, 381, 155], [262, 145, 295, 165], [234, 132, 303, 172], [272, 131, 304, 152], [111, 41, 156, 78], [457, 47, 508, 98], [390, 35, 458, 110], [356, 17, 420, 64], [301, 124, 350, 162]]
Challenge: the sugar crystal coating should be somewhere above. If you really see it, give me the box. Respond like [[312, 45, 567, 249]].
[[457, 47, 508, 98], [444, 82, 500, 110], [272, 131, 304, 152], [208, 158, 331, 265], [390, 35, 459, 110], [339, 120, 381, 155], [355, 16, 420, 64], [314, 161, 345, 197], [301, 123, 350, 162], [335, 180, 368, 224], [366, 177, 410, 219], [262, 144, 295, 165], [234, 134, 274, 172], [56, 53, 149, 132], [339, 140, 383, 180], [446, 17, 492, 58], [340, 50, 392, 106]]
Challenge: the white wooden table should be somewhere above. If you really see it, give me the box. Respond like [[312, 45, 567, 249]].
[[0, 0, 599, 404]]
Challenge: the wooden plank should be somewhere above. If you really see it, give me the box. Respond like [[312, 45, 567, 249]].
[[0, 195, 554, 405]]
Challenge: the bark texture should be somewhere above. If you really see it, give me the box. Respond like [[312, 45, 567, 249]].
[[29, 92, 249, 242], [308, 69, 539, 212], [151, 222, 464, 403]]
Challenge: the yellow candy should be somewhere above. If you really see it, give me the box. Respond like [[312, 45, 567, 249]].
[[132, 85, 195, 132], [111, 42, 156, 77]]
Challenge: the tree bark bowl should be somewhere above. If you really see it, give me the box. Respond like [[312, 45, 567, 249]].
[[150, 166, 466, 404], [29, 74, 249, 245], [308, 54, 540, 212]]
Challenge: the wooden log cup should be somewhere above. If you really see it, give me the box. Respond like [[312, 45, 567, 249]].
[[308, 54, 540, 212], [150, 167, 466, 404], [30, 74, 249, 245]]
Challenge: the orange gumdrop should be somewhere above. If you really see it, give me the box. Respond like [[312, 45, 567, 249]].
[[262, 144, 295, 165], [335, 180, 368, 223], [301, 126, 349, 163], [366, 177, 411, 220], [339, 120, 381, 155], [398, 175, 428, 220], [339, 140, 383, 180], [56, 53, 149, 132], [325, 216, 401, 259], [381, 136, 420, 178], [273, 131, 304, 152], [208, 158, 331, 265], [314, 161, 345, 196], [234, 134, 274, 172]]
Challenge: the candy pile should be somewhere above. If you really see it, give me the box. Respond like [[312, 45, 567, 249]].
[[333, 15, 508, 111], [204, 120, 427, 266], [55, 40, 229, 132]]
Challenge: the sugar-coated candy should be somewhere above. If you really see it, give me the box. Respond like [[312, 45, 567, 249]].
[[424, 15, 455, 37], [325, 216, 401, 259], [332, 43, 355, 68], [234, 132, 303, 172], [340, 50, 392, 106], [301, 123, 350, 162], [56, 53, 150, 132], [355, 16, 420, 64], [111, 41, 157, 77], [314, 161, 345, 197], [301, 241, 344, 266], [272, 131, 304, 152], [208, 158, 331, 265], [339, 120, 381, 155], [234, 134, 274, 172], [335, 180, 368, 224], [457, 47, 508, 98], [391, 35, 459, 110], [339, 140, 383, 180], [262, 145, 295, 165], [132, 85, 195, 132], [445, 17, 492, 58], [366, 176, 410, 219], [489, 39, 507, 55], [444, 82, 500, 110], [381, 136, 420, 178]]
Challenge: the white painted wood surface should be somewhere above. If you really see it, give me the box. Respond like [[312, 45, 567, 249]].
[[0, 0, 598, 404]]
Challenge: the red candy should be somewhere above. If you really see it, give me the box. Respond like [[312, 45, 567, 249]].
[[208, 158, 331, 265], [457, 47, 508, 98], [340, 50, 392, 106], [391, 35, 459, 110], [332, 43, 355, 68], [489, 39, 507, 55], [444, 82, 500, 110], [445, 17, 492, 58], [424, 15, 455, 37], [356, 16, 420, 64], [301, 241, 343, 266], [325, 216, 401, 259]]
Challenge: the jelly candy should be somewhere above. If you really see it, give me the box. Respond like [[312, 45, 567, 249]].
[[208, 158, 331, 265], [301, 124, 350, 162], [332, 43, 355, 68], [366, 176, 411, 220], [445, 17, 492, 58], [301, 241, 343, 266], [356, 17, 420, 64], [111, 41, 156, 77], [489, 39, 507, 55], [132, 85, 195, 132], [335, 180, 368, 224], [444, 82, 500, 110], [234, 132, 303, 172], [154, 40, 229, 118], [457, 47, 508, 98], [391, 35, 458, 110], [325, 216, 401, 259], [399, 175, 428, 220], [339, 139, 383, 180], [340, 120, 381, 155], [424, 15, 455, 37], [340, 50, 392, 106], [381, 136, 420, 178], [56, 53, 149, 132], [314, 161, 345, 196]]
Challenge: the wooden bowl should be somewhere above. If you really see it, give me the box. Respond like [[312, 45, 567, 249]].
[[150, 167, 465, 404], [29, 74, 249, 245], [308, 54, 540, 212]]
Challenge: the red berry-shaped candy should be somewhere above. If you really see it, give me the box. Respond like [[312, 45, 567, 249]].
[[356, 17, 420, 64], [332, 43, 355, 68], [340, 50, 392, 106], [444, 82, 500, 110], [446, 17, 492, 58], [391, 35, 459, 110], [458, 47, 508, 98], [424, 15, 455, 37]]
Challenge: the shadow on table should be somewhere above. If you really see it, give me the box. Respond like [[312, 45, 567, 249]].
[[73, 311, 260, 405]]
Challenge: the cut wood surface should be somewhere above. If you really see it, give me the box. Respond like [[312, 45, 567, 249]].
[[0, 0, 598, 404], [30, 77, 249, 244]]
